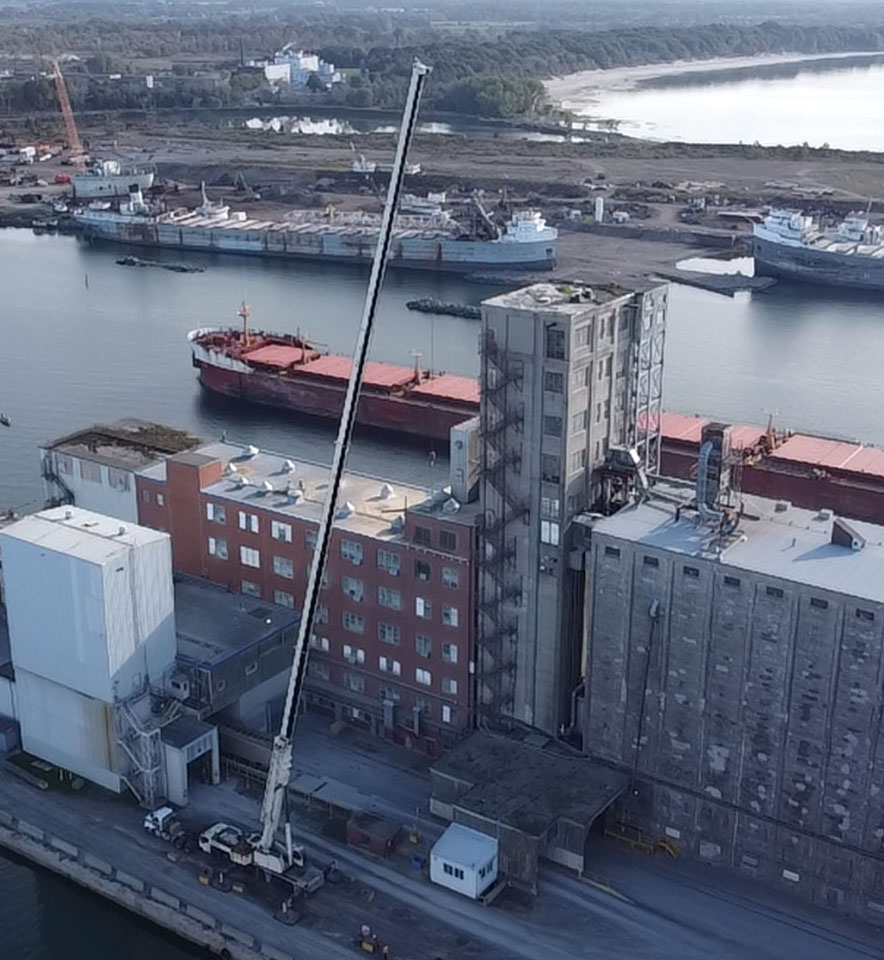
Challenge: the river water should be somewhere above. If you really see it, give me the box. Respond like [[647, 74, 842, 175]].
[[3, 228, 884, 951], [560, 54, 884, 149]]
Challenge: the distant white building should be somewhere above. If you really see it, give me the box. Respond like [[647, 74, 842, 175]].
[[430, 823, 499, 899], [261, 43, 340, 88]]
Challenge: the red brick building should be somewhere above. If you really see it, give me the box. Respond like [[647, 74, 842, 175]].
[[136, 441, 479, 753]]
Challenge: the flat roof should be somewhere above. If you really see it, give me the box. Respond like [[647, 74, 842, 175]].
[[161, 440, 436, 542], [482, 281, 641, 313], [162, 714, 215, 750], [593, 493, 884, 604], [174, 575, 299, 668], [432, 823, 497, 869], [45, 419, 200, 471], [0, 506, 167, 565], [434, 733, 628, 837]]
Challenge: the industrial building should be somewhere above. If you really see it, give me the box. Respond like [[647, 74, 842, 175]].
[[477, 281, 667, 736], [134, 440, 480, 754], [582, 423, 884, 920]]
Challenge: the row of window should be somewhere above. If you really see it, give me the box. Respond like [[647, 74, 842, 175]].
[[310, 655, 456, 694], [342, 600, 459, 631], [310, 631, 459, 663], [57, 455, 132, 492], [544, 314, 626, 361]]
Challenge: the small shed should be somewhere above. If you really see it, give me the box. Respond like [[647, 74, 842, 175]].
[[430, 823, 498, 900], [346, 812, 401, 857]]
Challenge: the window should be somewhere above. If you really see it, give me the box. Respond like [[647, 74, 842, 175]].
[[604, 545, 620, 558], [414, 525, 432, 547], [377, 549, 401, 576], [273, 555, 294, 579], [415, 634, 432, 658], [643, 556, 659, 568], [241, 579, 261, 597], [343, 672, 365, 694], [541, 454, 561, 484], [343, 644, 365, 665], [724, 575, 741, 588], [540, 521, 560, 546], [683, 565, 700, 578], [108, 467, 130, 492], [440, 530, 457, 552], [857, 608, 875, 622], [442, 605, 459, 628], [342, 576, 364, 602], [378, 623, 401, 645], [379, 656, 401, 676], [415, 668, 432, 687], [309, 661, 330, 681], [415, 560, 431, 581], [378, 586, 402, 610], [441, 704, 453, 725], [571, 365, 590, 390], [544, 371, 564, 393], [380, 685, 401, 703], [316, 605, 329, 624], [57, 454, 73, 475], [545, 326, 565, 359], [208, 537, 228, 560], [240, 545, 260, 568], [341, 539, 363, 565], [305, 529, 317, 551], [416, 597, 432, 620], [342, 611, 365, 633], [543, 415, 563, 438], [442, 567, 459, 589], [271, 520, 292, 542], [156, 492, 165, 507], [569, 448, 587, 473], [442, 677, 458, 695], [570, 410, 587, 434], [309, 635, 330, 652], [238, 511, 259, 534], [206, 502, 226, 524], [810, 597, 828, 610], [595, 402, 602, 423], [541, 497, 560, 520], [574, 323, 590, 348], [442, 642, 458, 664], [766, 586, 784, 599], [79, 460, 102, 483]]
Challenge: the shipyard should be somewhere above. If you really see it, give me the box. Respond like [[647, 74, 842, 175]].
[[4, 3, 884, 960]]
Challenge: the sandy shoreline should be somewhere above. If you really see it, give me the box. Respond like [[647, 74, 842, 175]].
[[545, 51, 884, 109]]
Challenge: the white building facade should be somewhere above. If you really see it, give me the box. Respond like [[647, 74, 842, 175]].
[[430, 823, 499, 899]]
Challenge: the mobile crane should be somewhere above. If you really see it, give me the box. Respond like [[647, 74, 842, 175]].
[[198, 59, 432, 896]]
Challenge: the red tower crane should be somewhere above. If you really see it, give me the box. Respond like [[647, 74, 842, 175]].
[[52, 59, 86, 169]]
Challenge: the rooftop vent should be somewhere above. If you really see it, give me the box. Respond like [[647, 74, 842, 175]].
[[336, 500, 355, 519], [832, 516, 865, 552], [442, 497, 461, 514], [234, 475, 251, 488], [117, 525, 126, 536], [816, 508, 833, 521], [291, 490, 304, 504], [244, 444, 260, 459], [380, 483, 395, 500], [774, 500, 791, 513], [282, 459, 295, 473], [227, 461, 239, 474], [261, 480, 274, 494], [297, 478, 306, 492], [64, 509, 72, 519], [390, 515, 405, 533]]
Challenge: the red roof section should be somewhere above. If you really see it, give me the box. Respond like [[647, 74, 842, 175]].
[[658, 412, 765, 451], [298, 355, 416, 389], [243, 344, 314, 369], [410, 374, 481, 405], [771, 435, 884, 478]]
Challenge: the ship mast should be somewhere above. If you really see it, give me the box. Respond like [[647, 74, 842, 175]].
[[238, 301, 251, 347]]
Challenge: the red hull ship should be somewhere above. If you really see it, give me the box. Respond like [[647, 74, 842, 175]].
[[188, 318, 479, 445]]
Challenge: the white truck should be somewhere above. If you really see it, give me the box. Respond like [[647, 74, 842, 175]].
[[198, 822, 325, 894], [143, 806, 194, 851]]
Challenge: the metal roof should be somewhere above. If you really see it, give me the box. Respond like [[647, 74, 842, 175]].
[[771, 434, 884, 478], [593, 494, 884, 604], [243, 344, 312, 369], [161, 715, 215, 750], [297, 355, 416, 389], [431, 823, 497, 869], [410, 374, 481, 405]]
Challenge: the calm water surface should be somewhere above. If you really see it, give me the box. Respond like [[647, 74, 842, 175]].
[[567, 56, 884, 149], [3, 228, 884, 947]]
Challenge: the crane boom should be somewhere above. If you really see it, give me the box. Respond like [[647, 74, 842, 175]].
[[256, 59, 431, 855], [52, 59, 86, 169]]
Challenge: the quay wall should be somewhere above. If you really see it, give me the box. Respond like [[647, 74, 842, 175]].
[[0, 806, 292, 960]]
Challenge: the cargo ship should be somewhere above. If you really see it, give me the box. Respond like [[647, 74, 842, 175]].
[[76, 185, 557, 272], [753, 209, 884, 290], [189, 311, 480, 444], [72, 159, 155, 200]]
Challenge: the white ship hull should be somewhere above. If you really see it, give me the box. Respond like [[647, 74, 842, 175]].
[[73, 170, 155, 200]]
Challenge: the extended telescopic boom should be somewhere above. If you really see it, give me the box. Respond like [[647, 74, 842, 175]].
[[256, 60, 431, 854]]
